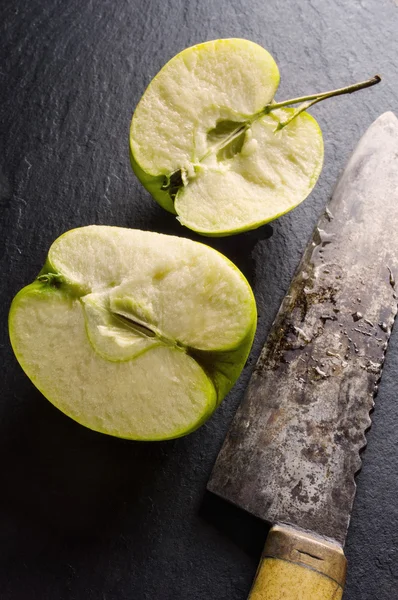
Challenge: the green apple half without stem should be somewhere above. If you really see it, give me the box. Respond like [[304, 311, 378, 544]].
[[9, 226, 257, 441], [130, 38, 380, 236]]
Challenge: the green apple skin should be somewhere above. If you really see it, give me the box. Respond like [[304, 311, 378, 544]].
[[9, 226, 257, 441], [129, 39, 324, 237]]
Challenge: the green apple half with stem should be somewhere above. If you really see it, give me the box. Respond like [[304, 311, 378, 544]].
[[9, 226, 257, 441], [130, 38, 380, 236]]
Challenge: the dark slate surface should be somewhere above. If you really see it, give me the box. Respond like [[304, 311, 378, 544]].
[[0, 0, 397, 598]]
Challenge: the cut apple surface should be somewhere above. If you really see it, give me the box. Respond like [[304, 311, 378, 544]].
[[130, 38, 324, 236], [9, 226, 256, 441]]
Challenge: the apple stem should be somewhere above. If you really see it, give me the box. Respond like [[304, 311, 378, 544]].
[[260, 75, 381, 130], [164, 75, 381, 197]]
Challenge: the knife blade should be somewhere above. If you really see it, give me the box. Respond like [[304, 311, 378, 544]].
[[208, 112, 398, 600]]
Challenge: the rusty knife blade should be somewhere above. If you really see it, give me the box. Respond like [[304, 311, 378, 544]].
[[208, 112, 398, 546]]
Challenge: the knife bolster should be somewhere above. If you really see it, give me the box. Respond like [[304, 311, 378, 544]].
[[263, 524, 347, 585], [248, 525, 347, 600]]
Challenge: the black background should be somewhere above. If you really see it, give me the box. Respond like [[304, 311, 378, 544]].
[[1, 1, 398, 598]]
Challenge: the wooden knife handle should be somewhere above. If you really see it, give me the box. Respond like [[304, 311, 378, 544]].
[[248, 525, 347, 600]]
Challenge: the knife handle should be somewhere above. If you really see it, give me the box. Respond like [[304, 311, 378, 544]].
[[248, 525, 347, 600]]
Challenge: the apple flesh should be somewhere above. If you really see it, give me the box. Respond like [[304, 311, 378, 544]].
[[9, 226, 256, 441], [130, 39, 324, 236]]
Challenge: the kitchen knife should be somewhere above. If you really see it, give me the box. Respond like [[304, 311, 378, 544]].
[[208, 112, 398, 600]]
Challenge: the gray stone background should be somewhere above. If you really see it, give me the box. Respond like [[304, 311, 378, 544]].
[[0, 0, 397, 598]]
